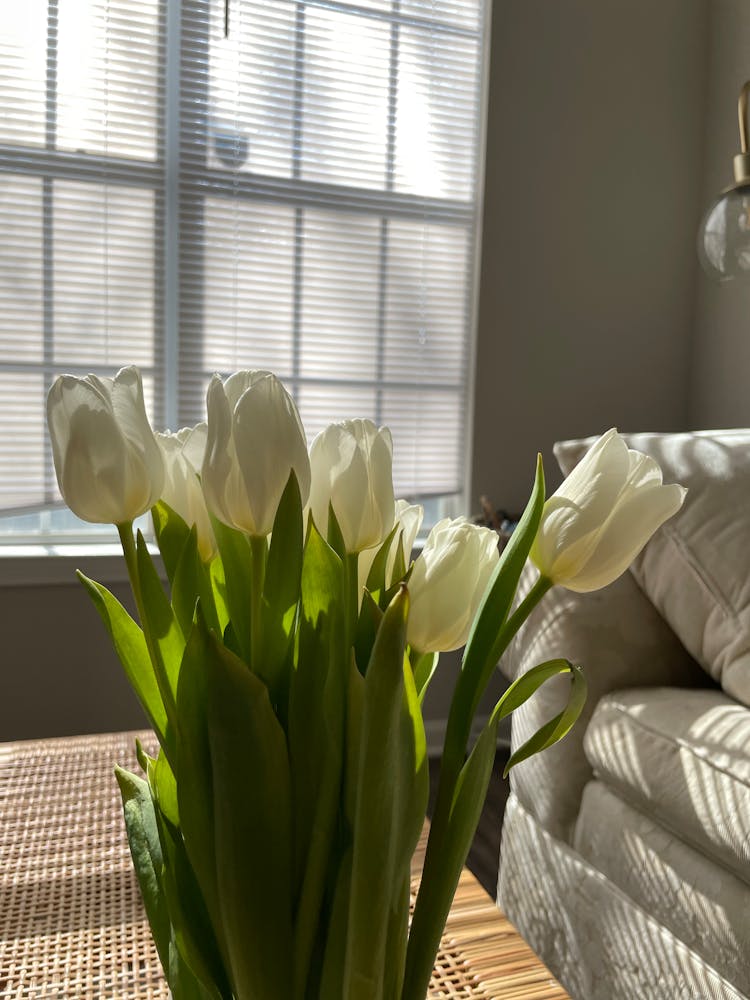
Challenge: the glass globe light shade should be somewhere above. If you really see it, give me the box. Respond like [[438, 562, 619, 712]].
[[697, 184, 750, 281]]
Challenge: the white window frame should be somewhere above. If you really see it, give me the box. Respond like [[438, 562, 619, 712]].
[[0, 0, 490, 583]]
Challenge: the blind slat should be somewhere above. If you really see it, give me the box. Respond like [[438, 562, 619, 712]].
[[0, 0, 488, 533]]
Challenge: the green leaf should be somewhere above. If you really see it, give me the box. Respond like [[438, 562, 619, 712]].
[[175, 613, 221, 943], [154, 749, 179, 830], [152, 500, 192, 586], [402, 716, 500, 1000], [172, 525, 221, 640], [461, 453, 546, 717], [502, 661, 587, 776], [136, 530, 185, 706], [262, 470, 303, 700], [156, 802, 231, 1000], [209, 515, 253, 663], [412, 651, 439, 704], [364, 521, 399, 596], [353, 589, 383, 676], [297, 517, 343, 632], [428, 455, 547, 875], [208, 557, 229, 636], [318, 847, 353, 1000], [492, 657, 577, 720], [383, 871, 410, 1000], [344, 586, 428, 1000], [168, 937, 216, 1000], [288, 520, 346, 997], [344, 657, 365, 827], [153, 792, 230, 996], [206, 634, 293, 1000], [77, 573, 167, 749], [115, 766, 171, 976], [326, 502, 347, 561], [390, 526, 408, 585]]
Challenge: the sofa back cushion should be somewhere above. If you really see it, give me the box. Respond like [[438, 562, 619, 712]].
[[554, 429, 750, 707]]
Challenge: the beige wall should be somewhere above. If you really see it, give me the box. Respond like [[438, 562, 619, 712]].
[[691, 0, 750, 428], [472, 0, 708, 514], [1, 576, 146, 741], [0, 0, 719, 742]]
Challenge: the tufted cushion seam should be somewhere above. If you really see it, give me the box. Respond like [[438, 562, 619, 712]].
[[585, 770, 750, 891], [660, 523, 737, 621]]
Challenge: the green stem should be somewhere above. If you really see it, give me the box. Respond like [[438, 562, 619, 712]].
[[117, 521, 143, 619], [343, 552, 359, 655], [402, 573, 553, 1000], [249, 534, 267, 672], [437, 574, 552, 832], [117, 521, 179, 764]]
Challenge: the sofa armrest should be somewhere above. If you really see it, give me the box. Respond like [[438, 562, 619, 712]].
[[501, 564, 708, 842]]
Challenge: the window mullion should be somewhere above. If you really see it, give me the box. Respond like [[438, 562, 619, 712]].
[[375, 1, 401, 426], [178, 0, 210, 425], [163, 0, 181, 431], [42, 0, 59, 507]]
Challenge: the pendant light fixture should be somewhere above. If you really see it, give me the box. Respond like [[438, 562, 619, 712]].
[[697, 81, 750, 281]]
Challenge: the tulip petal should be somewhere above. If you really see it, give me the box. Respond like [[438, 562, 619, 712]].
[[233, 373, 310, 536], [564, 482, 687, 592], [110, 367, 165, 505], [623, 448, 664, 493], [309, 419, 394, 553], [550, 428, 627, 504], [178, 423, 208, 475], [62, 404, 130, 523], [407, 519, 499, 653], [531, 431, 631, 581], [533, 440, 630, 568], [47, 369, 163, 524], [202, 375, 239, 529]]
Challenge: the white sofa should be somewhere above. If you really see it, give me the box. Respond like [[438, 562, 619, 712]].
[[497, 430, 750, 1000]]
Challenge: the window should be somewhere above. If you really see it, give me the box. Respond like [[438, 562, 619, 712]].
[[0, 0, 489, 544]]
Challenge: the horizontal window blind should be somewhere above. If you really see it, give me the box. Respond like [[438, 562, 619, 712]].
[[0, 0, 488, 542]]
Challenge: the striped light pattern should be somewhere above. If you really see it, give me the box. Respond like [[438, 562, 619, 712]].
[[0, 0, 488, 540]]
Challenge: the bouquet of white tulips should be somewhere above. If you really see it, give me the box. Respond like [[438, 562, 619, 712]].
[[47, 366, 686, 1000]]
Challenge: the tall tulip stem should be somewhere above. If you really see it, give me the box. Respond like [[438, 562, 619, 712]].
[[403, 573, 553, 1000], [249, 534, 268, 672], [434, 573, 552, 837]]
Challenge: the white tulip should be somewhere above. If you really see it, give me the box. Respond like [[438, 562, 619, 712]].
[[358, 498, 424, 595], [530, 427, 687, 593], [407, 517, 499, 654], [309, 419, 395, 553], [389, 499, 424, 579], [157, 425, 216, 561], [202, 370, 311, 537], [47, 366, 164, 525]]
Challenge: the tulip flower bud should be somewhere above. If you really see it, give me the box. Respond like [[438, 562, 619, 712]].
[[358, 498, 424, 595], [47, 366, 164, 525], [309, 419, 395, 553], [530, 428, 687, 593], [202, 370, 311, 537], [407, 517, 499, 654], [389, 499, 424, 579], [157, 425, 216, 561]]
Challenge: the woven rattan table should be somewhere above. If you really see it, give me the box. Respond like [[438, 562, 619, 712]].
[[0, 731, 569, 999]]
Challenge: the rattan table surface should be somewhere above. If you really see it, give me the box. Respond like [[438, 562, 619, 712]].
[[0, 731, 569, 1000]]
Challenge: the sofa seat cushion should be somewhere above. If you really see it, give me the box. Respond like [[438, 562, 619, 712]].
[[583, 687, 750, 884], [554, 429, 750, 707], [574, 780, 750, 988]]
